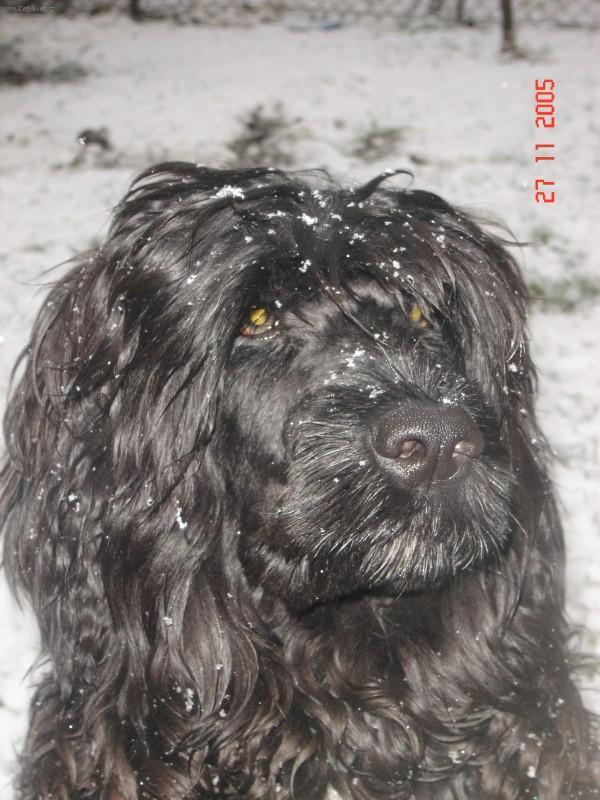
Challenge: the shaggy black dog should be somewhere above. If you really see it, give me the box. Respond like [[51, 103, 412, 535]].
[[1, 163, 598, 800]]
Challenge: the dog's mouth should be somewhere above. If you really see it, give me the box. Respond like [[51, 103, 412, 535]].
[[241, 441, 514, 611]]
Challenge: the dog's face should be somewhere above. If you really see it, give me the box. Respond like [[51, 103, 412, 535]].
[[223, 274, 517, 608], [42, 165, 532, 612], [141, 168, 530, 610]]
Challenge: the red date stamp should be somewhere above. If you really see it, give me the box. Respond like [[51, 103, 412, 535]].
[[534, 79, 556, 203]]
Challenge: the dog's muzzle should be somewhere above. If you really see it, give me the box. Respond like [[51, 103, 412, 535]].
[[372, 401, 483, 487]]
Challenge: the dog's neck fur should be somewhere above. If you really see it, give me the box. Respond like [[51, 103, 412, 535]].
[[246, 560, 588, 798]]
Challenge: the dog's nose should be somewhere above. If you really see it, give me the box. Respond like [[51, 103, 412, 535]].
[[373, 402, 483, 486]]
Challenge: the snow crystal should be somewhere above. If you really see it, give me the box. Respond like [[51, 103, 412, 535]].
[[183, 688, 195, 713], [343, 348, 366, 368], [67, 493, 81, 512], [214, 185, 245, 199], [175, 505, 188, 530]]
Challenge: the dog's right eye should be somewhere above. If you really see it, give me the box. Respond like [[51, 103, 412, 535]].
[[240, 307, 277, 338], [408, 303, 432, 330]]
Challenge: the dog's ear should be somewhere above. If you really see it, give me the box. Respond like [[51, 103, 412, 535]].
[[449, 219, 533, 415], [0, 171, 212, 789], [0, 165, 235, 666], [378, 188, 532, 413]]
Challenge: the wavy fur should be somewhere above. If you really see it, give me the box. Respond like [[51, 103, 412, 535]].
[[1, 163, 598, 799]]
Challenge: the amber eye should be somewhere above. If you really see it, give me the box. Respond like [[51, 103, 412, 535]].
[[408, 303, 431, 329], [240, 307, 276, 337]]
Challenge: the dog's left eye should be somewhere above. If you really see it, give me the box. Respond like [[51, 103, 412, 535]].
[[408, 303, 431, 330], [240, 307, 276, 337]]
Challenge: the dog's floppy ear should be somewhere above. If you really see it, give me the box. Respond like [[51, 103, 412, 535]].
[[0, 218, 217, 795], [371, 185, 533, 413], [1, 164, 231, 667]]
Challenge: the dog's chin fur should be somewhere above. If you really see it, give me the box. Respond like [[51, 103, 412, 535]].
[[239, 455, 517, 609], [1, 163, 598, 799]]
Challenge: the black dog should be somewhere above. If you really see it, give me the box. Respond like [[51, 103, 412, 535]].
[[1, 163, 598, 799]]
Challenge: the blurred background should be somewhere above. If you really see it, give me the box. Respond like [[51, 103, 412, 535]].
[[0, 1, 599, 794]]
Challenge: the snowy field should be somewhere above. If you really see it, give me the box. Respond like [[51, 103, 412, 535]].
[[0, 11, 598, 795]]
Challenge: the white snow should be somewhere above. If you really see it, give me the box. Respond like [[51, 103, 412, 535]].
[[175, 503, 189, 530], [214, 185, 245, 199], [0, 11, 598, 796]]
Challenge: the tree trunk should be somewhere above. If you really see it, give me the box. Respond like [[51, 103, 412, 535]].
[[129, 0, 143, 21], [500, 0, 517, 53]]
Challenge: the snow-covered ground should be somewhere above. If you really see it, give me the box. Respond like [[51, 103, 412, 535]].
[[0, 12, 598, 795]]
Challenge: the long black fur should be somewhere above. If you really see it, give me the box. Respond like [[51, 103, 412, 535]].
[[1, 163, 598, 799]]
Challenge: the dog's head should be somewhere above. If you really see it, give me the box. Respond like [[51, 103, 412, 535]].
[[192, 167, 536, 608], [4, 164, 541, 618]]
